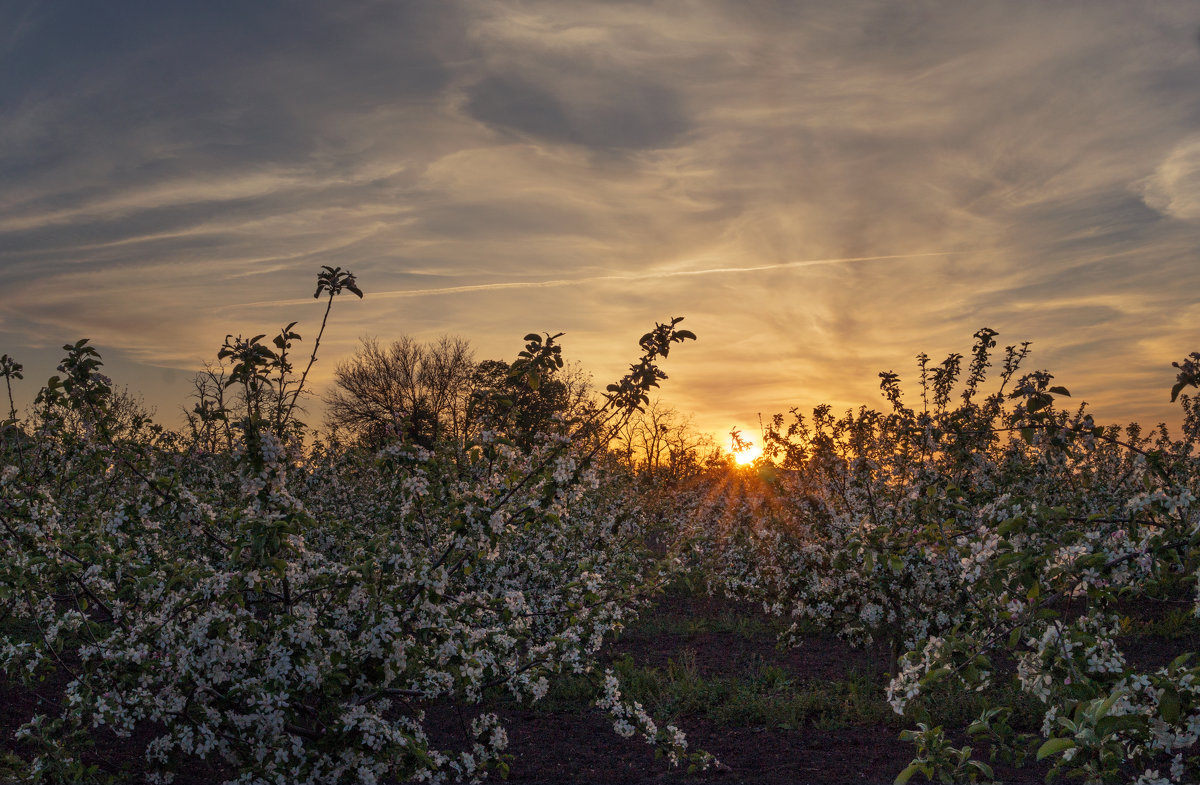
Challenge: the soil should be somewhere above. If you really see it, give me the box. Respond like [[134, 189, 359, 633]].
[[0, 590, 1074, 784], [494, 709, 915, 785], [468, 590, 1053, 785]]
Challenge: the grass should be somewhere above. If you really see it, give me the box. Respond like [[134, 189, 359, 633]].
[[0, 577, 1128, 782], [522, 651, 893, 730], [485, 576, 1054, 769], [620, 598, 777, 640], [1130, 604, 1200, 639]]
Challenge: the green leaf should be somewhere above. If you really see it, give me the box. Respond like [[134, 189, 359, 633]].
[[894, 763, 926, 785], [1096, 690, 1123, 718], [1096, 714, 1144, 737], [1036, 737, 1076, 761], [998, 517, 1024, 535], [1160, 687, 1182, 724], [968, 760, 994, 780], [919, 667, 951, 686]]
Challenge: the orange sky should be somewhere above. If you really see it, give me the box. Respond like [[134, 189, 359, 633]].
[[2, 2, 1199, 443]]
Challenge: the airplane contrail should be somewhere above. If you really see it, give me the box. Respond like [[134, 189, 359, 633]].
[[224, 251, 950, 310]]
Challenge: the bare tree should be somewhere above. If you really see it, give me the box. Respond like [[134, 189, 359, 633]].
[[324, 335, 475, 447], [184, 361, 235, 452], [421, 335, 476, 446], [466, 358, 595, 447], [608, 398, 715, 481]]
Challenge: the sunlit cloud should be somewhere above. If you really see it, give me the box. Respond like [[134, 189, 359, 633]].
[[1141, 137, 1200, 222], [226, 252, 950, 310], [2, 0, 1198, 437]]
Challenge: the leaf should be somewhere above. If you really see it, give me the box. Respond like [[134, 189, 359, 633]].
[[919, 667, 951, 686], [1096, 714, 1144, 737], [1160, 686, 1182, 724], [1096, 690, 1123, 718], [1049, 386, 1071, 397], [998, 517, 1025, 535], [894, 763, 926, 785], [968, 760, 994, 780], [1036, 737, 1076, 761], [1169, 652, 1194, 674]]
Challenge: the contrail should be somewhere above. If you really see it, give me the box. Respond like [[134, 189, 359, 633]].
[[224, 251, 949, 310]]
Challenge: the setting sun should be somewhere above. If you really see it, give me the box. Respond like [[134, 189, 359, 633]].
[[730, 426, 762, 465], [733, 444, 762, 465], [6, 4, 1200, 781]]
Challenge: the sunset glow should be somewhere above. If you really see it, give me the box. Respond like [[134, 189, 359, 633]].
[[733, 444, 763, 466], [1, 2, 1197, 439], [6, 6, 1200, 781]]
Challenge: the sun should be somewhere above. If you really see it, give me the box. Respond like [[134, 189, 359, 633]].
[[733, 444, 762, 466], [729, 426, 762, 466]]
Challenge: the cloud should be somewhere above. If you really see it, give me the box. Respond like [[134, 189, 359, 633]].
[[228, 252, 951, 312], [464, 73, 687, 150], [2, 0, 1200, 437], [1141, 137, 1200, 222]]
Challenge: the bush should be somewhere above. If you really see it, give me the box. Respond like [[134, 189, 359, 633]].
[[689, 328, 1200, 783], [0, 269, 707, 784]]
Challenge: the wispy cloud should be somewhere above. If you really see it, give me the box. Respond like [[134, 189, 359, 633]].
[[226, 252, 950, 310], [2, 1, 1199, 437]]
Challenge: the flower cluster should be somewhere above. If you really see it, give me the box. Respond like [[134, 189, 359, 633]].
[[672, 330, 1200, 783], [0, 282, 702, 783]]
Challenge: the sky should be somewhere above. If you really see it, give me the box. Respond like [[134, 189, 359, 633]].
[[3, 1, 1200, 448]]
